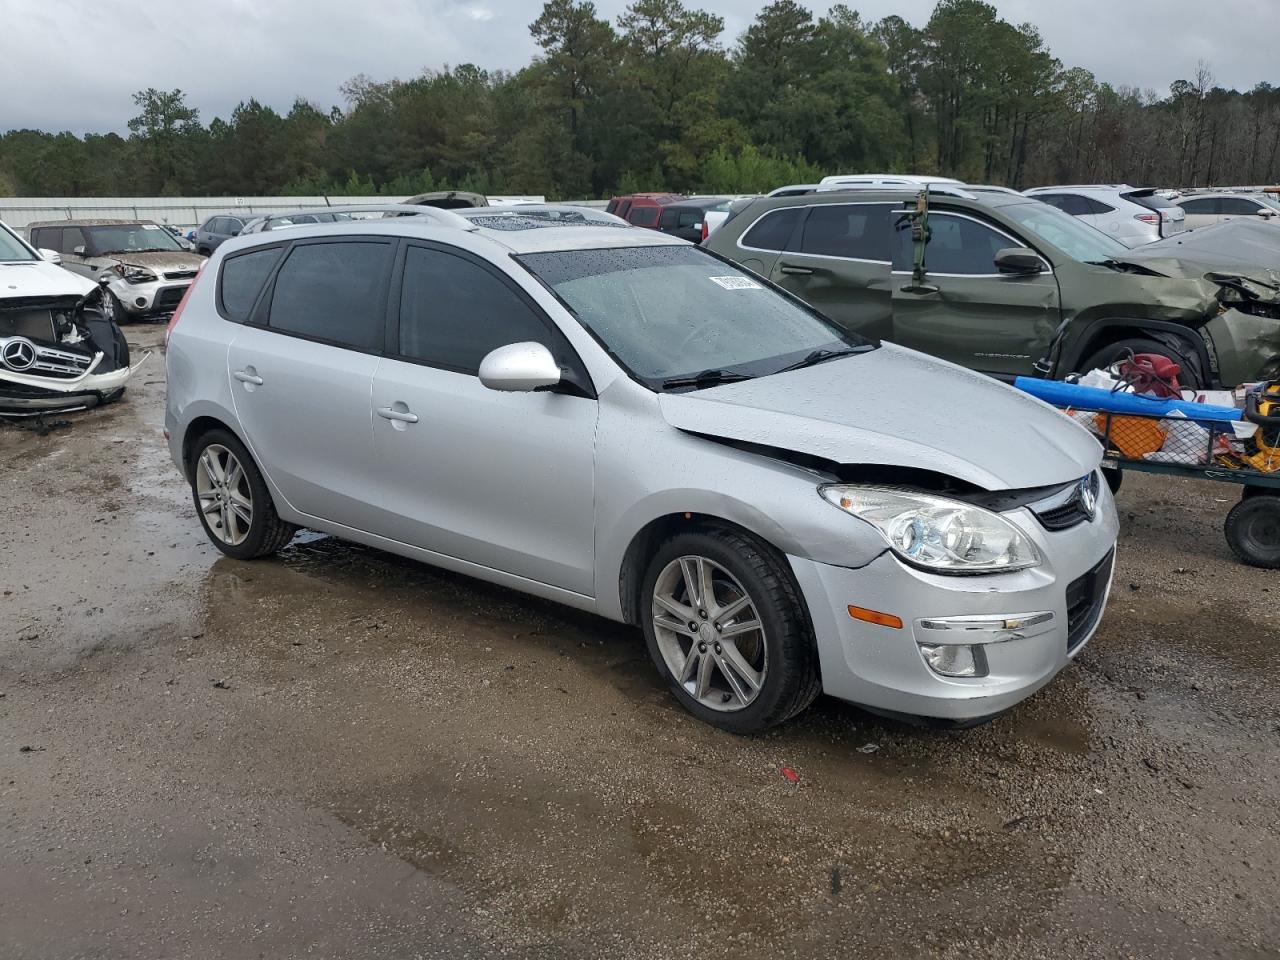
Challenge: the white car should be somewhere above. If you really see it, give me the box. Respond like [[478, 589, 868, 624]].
[[1177, 192, 1280, 230], [1023, 185, 1186, 247], [817, 174, 965, 193], [0, 219, 142, 414]]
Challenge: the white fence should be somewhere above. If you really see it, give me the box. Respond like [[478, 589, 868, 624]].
[[0, 195, 546, 232]]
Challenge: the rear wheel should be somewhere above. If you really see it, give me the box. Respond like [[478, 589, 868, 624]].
[[1080, 336, 1204, 389], [1224, 493, 1280, 568], [189, 428, 297, 559], [640, 527, 821, 734]]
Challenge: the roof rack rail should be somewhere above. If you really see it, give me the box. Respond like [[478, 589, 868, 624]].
[[253, 203, 478, 232]]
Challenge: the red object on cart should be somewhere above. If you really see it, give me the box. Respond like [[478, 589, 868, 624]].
[[1115, 352, 1183, 399]]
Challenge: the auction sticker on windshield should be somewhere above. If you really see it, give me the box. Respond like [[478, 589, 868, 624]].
[[708, 276, 762, 290]]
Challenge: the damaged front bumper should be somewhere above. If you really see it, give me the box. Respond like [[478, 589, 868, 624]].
[[0, 289, 147, 416]]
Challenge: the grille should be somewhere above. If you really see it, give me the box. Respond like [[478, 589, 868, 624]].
[[0, 337, 93, 379], [154, 284, 190, 310], [1031, 472, 1099, 532], [164, 269, 198, 281], [1066, 549, 1114, 651]]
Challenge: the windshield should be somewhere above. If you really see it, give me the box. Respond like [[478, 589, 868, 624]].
[[0, 224, 37, 262], [1002, 200, 1128, 262], [519, 245, 871, 388], [87, 223, 182, 255]]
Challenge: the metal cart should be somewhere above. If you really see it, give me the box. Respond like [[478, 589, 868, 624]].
[[1054, 404, 1280, 568]]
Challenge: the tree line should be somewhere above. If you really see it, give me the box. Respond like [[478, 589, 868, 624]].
[[3, 0, 1278, 200]]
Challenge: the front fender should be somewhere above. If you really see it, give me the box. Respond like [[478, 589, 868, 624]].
[[1204, 308, 1280, 386]]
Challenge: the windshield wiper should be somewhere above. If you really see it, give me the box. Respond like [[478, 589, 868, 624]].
[[776, 346, 870, 373], [660, 368, 755, 391]]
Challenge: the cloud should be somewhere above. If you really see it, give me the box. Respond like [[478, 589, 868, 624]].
[[2, 0, 1275, 135]]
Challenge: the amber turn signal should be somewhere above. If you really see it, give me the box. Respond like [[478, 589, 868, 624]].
[[847, 605, 903, 629]]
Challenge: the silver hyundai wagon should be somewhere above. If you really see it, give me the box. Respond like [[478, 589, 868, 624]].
[[164, 205, 1118, 733]]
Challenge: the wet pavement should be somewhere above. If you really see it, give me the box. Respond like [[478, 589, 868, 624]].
[[2, 326, 1278, 960]]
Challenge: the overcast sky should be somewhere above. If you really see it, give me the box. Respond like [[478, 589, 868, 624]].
[[3, 0, 1274, 135]]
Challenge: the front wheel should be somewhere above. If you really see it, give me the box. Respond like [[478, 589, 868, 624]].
[[640, 527, 821, 734], [1224, 493, 1280, 568], [189, 428, 297, 559]]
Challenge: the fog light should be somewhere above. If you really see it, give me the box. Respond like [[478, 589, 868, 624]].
[[135, 296, 147, 307], [918, 643, 987, 678]]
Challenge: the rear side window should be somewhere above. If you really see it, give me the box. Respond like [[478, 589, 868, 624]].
[[267, 240, 391, 350], [740, 208, 802, 251], [1125, 192, 1178, 212], [219, 246, 284, 322], [1179, 197, 1218, 214], [659, 209, 679, 229], [397, 245, 567, 374], [678, 211, 702, 228], [628, 206, 659, 227], [799, 204, 893, 261]]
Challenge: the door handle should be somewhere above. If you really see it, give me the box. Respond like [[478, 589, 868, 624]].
[[779, 264, 815, 276], [377, 405, 419, 424], [234, 370, 264, 385]]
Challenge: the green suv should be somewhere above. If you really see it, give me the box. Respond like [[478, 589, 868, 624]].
[[704, 188, 1280, 387]]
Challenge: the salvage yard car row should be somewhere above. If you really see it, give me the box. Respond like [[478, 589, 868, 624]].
[[6, 175, 1280, 733]]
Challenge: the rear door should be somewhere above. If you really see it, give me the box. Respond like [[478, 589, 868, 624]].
[[767, 202, 895, 341], [889, 212, 1060, 378], [1219, 196, 1272, 223], [225, 236, 392, 528], [368, 242, 598, 594]]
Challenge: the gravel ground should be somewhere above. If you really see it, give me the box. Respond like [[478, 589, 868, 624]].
[[2, 326, 1277, 960]]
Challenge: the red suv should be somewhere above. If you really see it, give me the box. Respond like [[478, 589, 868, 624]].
[[605, 193, 682, 229]]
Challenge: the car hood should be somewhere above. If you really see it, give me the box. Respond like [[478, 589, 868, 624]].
[[1114, 221, 1280, 303], [658, 344, 1100, 491], [0, 259, 95, 299], [106, 251, 204, 272]]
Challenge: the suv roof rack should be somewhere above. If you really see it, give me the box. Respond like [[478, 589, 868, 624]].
[[252, 204, 479, 232]]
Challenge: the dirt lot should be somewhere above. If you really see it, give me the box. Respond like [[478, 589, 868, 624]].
[[2, 326, 1278, 960]]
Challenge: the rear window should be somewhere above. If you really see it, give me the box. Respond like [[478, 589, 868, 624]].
[[1124, 191, 1178, 211], [219, 246, 284, 322], [798, 204, 893, 261], [266, 240, 392, 350], [740, 208, 802, 251]]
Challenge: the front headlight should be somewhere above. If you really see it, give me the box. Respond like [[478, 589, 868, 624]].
[[820, 485, 1041, 574], [115, 264, 158, 284]]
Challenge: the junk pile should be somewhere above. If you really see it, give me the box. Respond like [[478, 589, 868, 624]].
[[1016, 351, 1279, 473]]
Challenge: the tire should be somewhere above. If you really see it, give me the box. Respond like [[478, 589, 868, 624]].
[[188, 428, 297, 560], [640, 526, 821, 734], [1224, 494, 1280, 568], [102, 290, 126, 324], [1080, 337, 1204, 389]]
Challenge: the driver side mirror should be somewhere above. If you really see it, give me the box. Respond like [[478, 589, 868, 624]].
[[994, 247, 1043, 275], [478, 342, 561, 392], [1259, 209, 1276, 219], [73, 245, 86, 257], [39, 248, 62, 265]]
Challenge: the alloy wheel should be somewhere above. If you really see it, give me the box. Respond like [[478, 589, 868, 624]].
[[195, 443, 253, 546], [651, 555, 768, 712]]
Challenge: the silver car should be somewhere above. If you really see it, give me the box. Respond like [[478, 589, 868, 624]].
[[27, 219, 204, 321], [164, 206, 1119, 732]]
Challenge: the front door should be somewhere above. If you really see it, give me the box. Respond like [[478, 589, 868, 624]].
[[889, 212, 1061, 378], [768, 202, 895, 342], [226, 237, 394, 529], [369, 242, 598, 596]]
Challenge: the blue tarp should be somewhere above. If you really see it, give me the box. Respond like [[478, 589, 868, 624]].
[[1013, 377, 1242, 422]]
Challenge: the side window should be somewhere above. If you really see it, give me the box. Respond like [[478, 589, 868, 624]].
[[219, 246, 284, 322], [628, 205, 659, 227], [267, 240, 391, 350], [1179, 197, 1218, 214], [605, 198, 620, 215], [1084, 198, 1115, 214], [678, 211, 702, 228], [62, 227, 86, 254], [29, 228, 48, 249], [896, 214, 1017, 276], [798, 204, 893, 261], [616, 200, 632, 219], [740, 208, 803, 251], [1221, 197, 1263, 216], [397, 245, 568, 375], [1034, 193, 1070, 211]]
